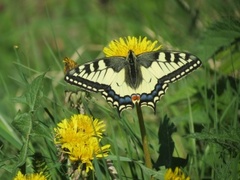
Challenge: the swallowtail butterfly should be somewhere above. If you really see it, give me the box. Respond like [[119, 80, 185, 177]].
[[64, 50, 201, 114]]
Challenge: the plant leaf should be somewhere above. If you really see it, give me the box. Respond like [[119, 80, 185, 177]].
[[12, 111, 32, 138], [25, 74, 45, 111]]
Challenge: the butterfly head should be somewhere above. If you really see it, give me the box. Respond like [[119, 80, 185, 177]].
[[127, 50, 137, 60]]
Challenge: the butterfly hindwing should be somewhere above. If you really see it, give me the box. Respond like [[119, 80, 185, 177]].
[[65, 50, 201, 114]]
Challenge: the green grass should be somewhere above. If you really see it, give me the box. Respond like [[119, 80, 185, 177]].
[[1, 0, 240, 179]]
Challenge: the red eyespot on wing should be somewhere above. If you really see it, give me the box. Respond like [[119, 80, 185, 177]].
[[131, 94, 140, 103]]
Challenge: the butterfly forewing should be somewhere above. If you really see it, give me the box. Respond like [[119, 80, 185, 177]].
[[138, 51, 201, 82], [65, 50, 201, 114], [65, 57, 124, 92]]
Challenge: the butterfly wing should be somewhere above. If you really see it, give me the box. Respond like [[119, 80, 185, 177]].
[[136, 51, 202, 111], [65, 57, 137, 113]]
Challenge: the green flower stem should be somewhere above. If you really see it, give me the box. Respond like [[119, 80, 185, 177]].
[[136, 102, 152, 169]]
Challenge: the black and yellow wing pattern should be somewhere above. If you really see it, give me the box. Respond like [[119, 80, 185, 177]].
[[65, 50, 201, 114]]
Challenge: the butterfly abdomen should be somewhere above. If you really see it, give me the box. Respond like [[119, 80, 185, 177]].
[[125, 50, 143, 89]]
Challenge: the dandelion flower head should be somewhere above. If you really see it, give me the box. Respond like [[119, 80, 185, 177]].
[[14, 171, 47, 180], [103, 36, 162, 57], [164, 167, 190, 180], [54, 114, 110, 173]]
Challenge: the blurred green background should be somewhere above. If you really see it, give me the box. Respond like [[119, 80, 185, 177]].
[[1, 0, 239, 120], [1, 0, 240, 179]]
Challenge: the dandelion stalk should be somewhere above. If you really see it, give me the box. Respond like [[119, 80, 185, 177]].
[[135, 102, 152, 169]]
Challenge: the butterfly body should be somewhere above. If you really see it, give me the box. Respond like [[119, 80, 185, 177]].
[[65, 50, 201, 114]]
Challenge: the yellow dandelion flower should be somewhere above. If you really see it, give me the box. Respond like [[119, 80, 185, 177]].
[[14, 171, 47, 180], [103, 36, 162, 57], [63, 57, 78, 74], [164, 167, 190, 180], [54, 114, 105, 146], [54, 114, 110, 173], [69, 137, 111, 172]]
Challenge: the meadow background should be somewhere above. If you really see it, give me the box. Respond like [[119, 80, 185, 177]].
[[0, 0, 240, 179]]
